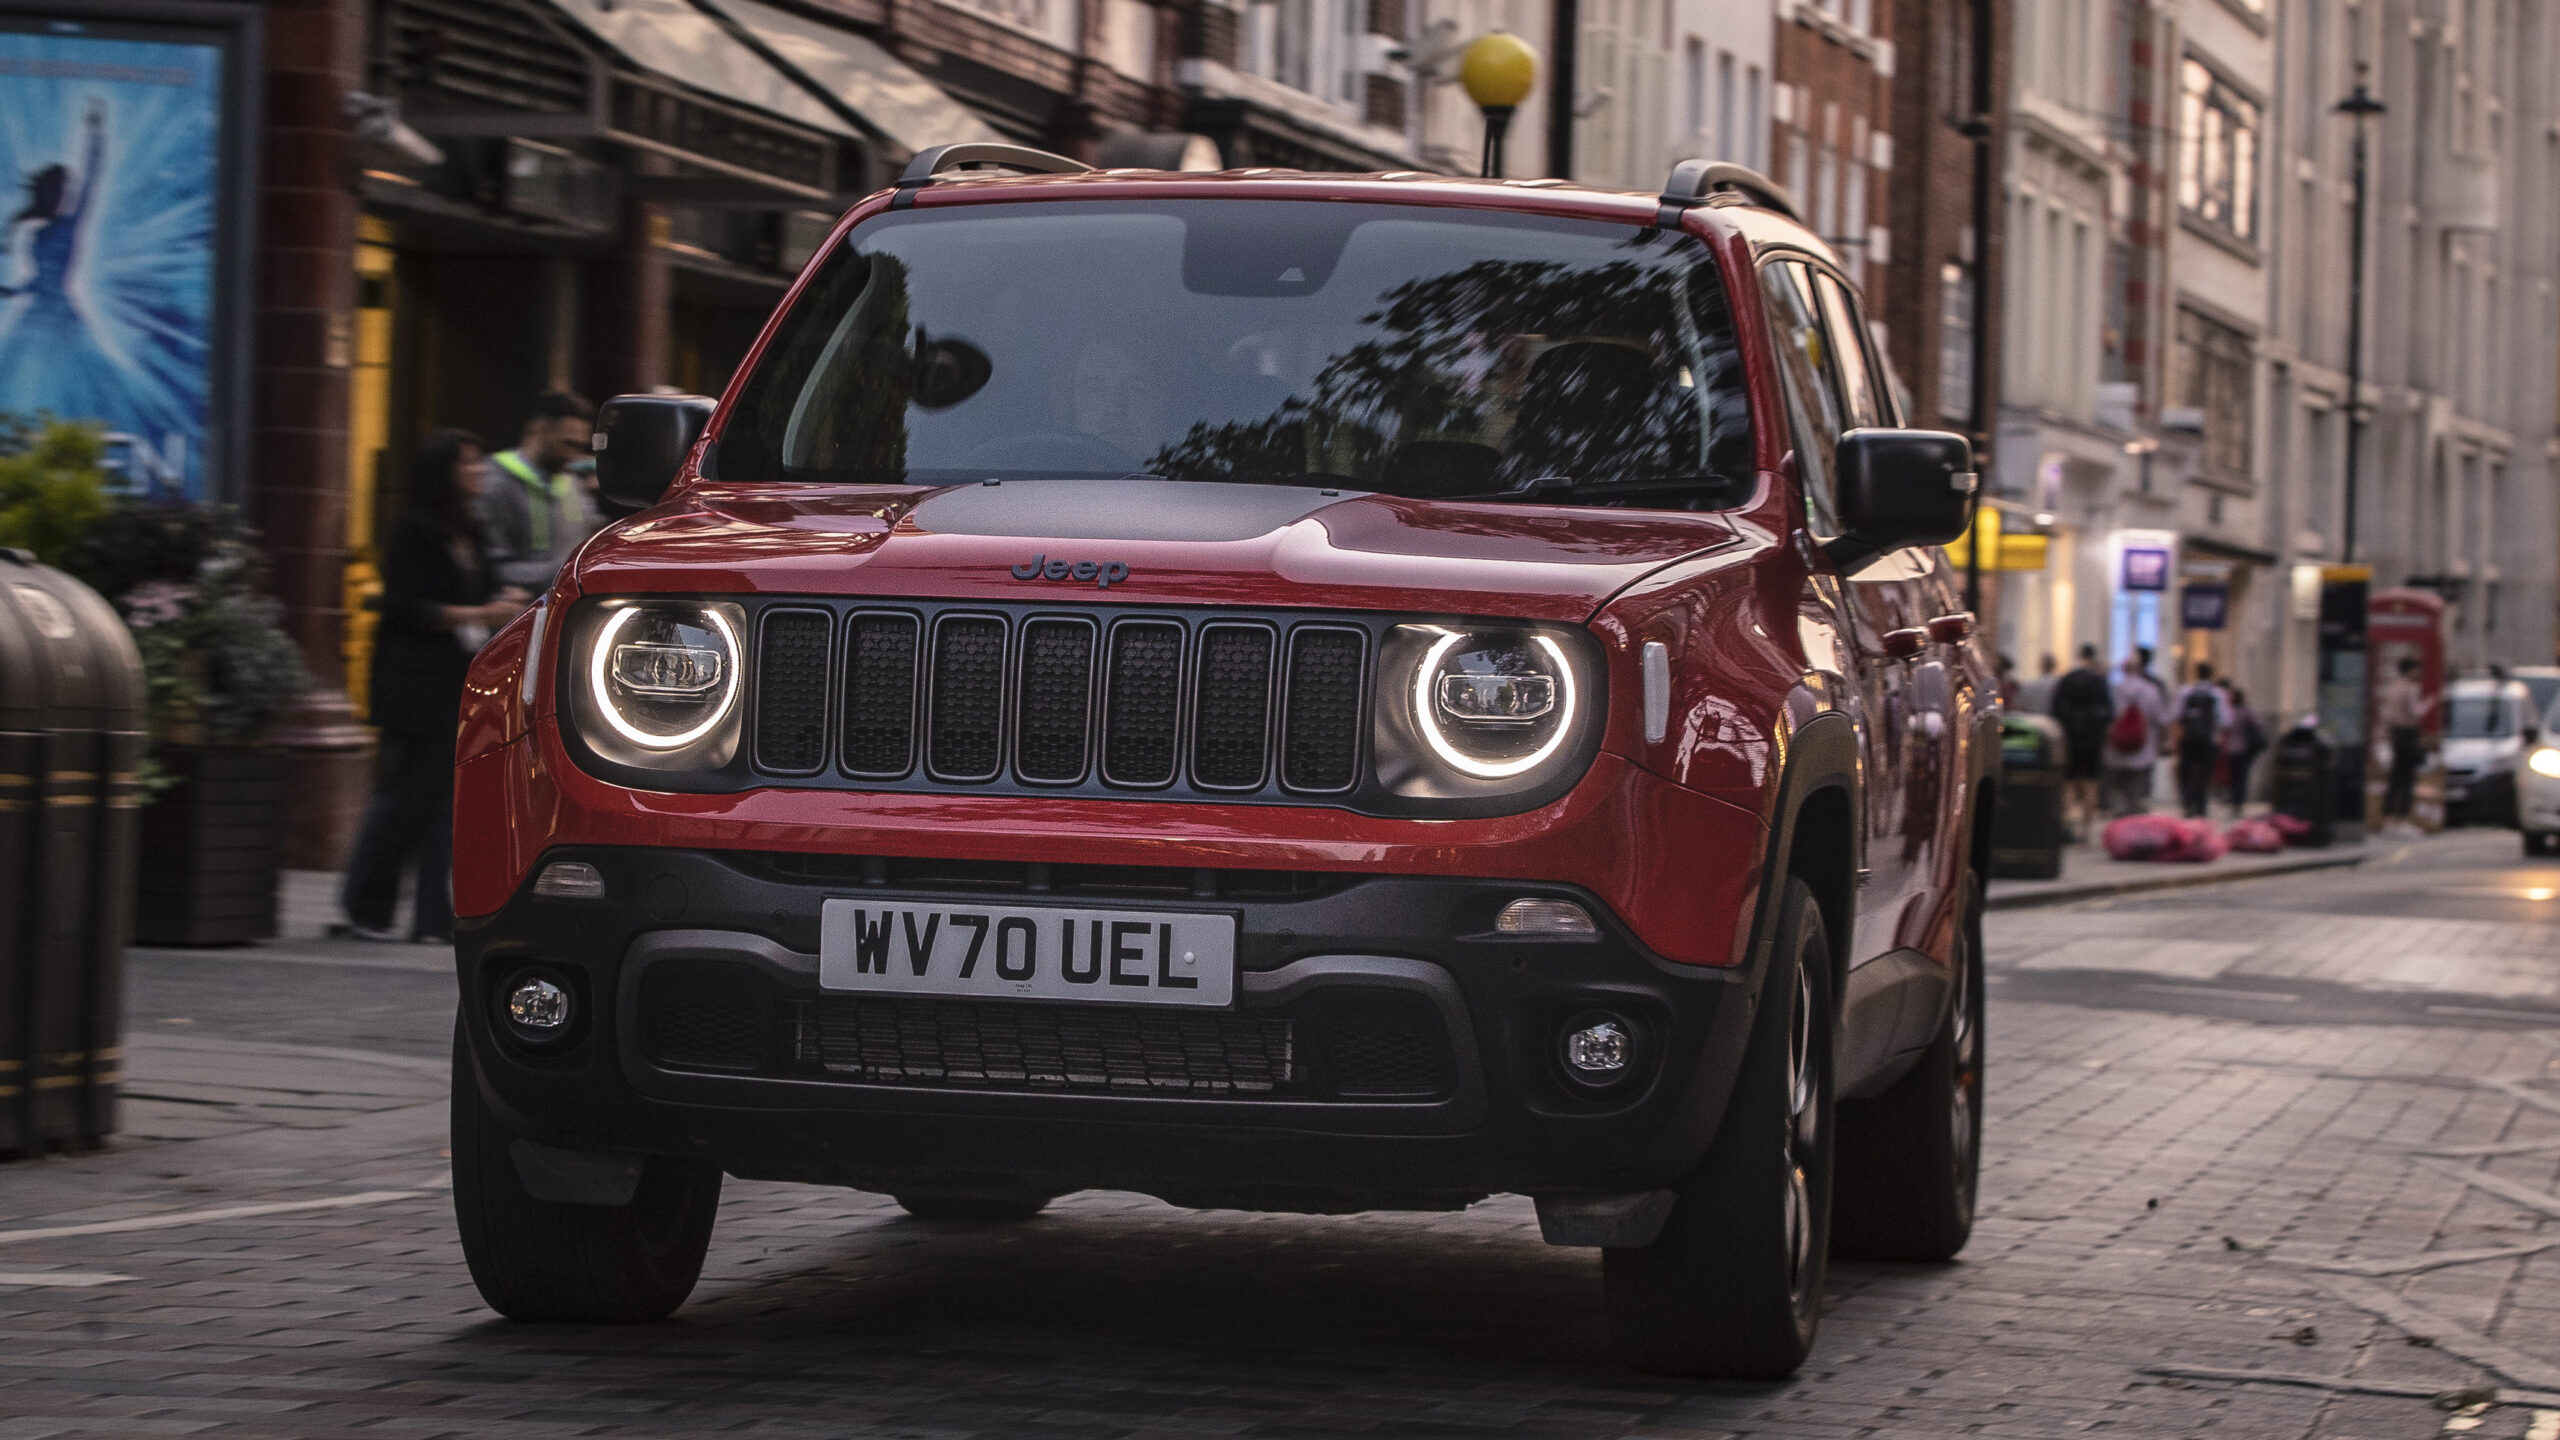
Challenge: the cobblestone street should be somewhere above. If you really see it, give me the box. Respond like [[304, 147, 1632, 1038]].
[[1, 830, 2556, 1437]]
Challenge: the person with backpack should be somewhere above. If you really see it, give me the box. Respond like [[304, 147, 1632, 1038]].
[[2106, 647, 2168, 817], [2172, 662, 2232, 818], [2224, 687, 2268, 810], [2050, 645, 2115, 838]]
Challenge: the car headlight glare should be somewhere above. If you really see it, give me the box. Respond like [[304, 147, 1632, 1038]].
[[2529, 747, 2560, 779], [1411, 629, 1579, 779], [590, 605, 741, 749]]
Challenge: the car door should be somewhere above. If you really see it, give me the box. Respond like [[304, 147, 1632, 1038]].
[[1811, 269, 1960, 954]]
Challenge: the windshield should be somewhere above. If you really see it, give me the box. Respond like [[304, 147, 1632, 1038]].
[[2445, 692, 2515, 739], [714, 200, 1755, 506]]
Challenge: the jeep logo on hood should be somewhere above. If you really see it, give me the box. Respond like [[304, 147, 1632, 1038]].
[[1011, 554, 1131, 589]]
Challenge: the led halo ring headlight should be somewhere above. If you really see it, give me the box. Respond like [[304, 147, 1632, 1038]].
[[1411, 628, 1581, 779], [588, 604, 742, 750]]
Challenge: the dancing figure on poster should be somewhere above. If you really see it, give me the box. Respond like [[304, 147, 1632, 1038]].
[[0, 99, 126, 424]]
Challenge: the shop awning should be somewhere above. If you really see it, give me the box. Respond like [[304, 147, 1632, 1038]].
[[547, 0, 860, 140], [545, 0, 1003, 157], [703, 0, 1008, 155]]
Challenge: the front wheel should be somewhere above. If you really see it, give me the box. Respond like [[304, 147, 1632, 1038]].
[[1830, 875, 1985, 1262], [1604, 876, 1836, 1379], [451, 1025, 722, 1322]]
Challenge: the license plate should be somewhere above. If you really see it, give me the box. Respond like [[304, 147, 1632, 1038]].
[[818, 899, 1236, 1007]]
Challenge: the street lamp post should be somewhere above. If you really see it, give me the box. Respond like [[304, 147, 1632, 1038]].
[[2335, 65, 2384, 565], [1460, 33, 1537, 178]]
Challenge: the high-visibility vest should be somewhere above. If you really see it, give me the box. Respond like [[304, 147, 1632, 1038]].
[[493, 450, 572, 552]]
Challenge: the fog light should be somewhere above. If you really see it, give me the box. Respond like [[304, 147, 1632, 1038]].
[[534, 861, 607, 899], [2530, 747, 2560, 780], [1562, 1016, 1632, 1076], [1497, 898, 1597, 935], [507, 976, 571, 1034]]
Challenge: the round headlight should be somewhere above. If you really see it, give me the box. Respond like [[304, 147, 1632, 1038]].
[[1412, 629, 1579, 778], [590, 605, 741, 749], [2530, 747, 2560, 780]]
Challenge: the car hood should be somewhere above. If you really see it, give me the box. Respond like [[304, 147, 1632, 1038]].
[[572, 477, 1759, 622]]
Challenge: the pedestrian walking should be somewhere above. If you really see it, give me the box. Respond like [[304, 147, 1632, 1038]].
[[2105, 647, 2168, 818], [2380, 656, 2431, 826], [1994, 652, 2019, 709], [2172, 662, 2232, 818], [2014, 653, 2060, 716], [478, 390, 599, 590], [337, 430, 531, 943], [2051, 644, 2114, 838], [2224, 687, 2267, 810]]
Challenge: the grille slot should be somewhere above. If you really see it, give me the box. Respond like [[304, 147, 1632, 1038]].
[[1015, 618, 1097, 782], [1191, 624, 1275, 789], [1281, 627, 1365, 792], [927, 616, 1007, 780], [793, 998, 1297, 1095], [842, 612, 921, 777], [1102, 621, 1184, 787], [753, 610, 831, 773], [641, 962, 775, 1072]]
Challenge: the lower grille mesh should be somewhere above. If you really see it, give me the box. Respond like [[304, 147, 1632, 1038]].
[[793, 998, 1297, 1095]]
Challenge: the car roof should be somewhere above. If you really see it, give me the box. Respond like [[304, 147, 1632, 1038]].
[[886, 167, 1839, 265]]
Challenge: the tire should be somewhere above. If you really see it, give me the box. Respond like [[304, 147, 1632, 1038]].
[[1830, 875, 1985, 1263], [1604, 877, 1836, 1379], [894, 1193, 1052, 1222], [451, 1024, 722, 1322]]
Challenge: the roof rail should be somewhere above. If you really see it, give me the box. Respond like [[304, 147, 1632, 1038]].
[[895, 143, 1093, 189], [1657, 160, 1801, 222]]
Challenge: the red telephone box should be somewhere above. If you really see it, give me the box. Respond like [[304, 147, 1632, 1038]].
[[2366, 589, 2448, 827]]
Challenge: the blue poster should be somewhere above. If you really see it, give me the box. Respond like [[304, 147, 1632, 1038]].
[[0, 30, 221, 498]]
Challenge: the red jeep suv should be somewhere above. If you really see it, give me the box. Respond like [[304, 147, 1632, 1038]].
[[448, 146, 1993, 1378]]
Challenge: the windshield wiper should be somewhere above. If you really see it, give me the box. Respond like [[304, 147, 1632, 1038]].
[[1440, 474, 1747, 504]]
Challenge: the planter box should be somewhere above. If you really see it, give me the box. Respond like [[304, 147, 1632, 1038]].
[[134, 745, 282, 947]]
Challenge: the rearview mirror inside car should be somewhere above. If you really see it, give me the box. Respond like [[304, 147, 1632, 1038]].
[[1823, 428, 1977, 576]]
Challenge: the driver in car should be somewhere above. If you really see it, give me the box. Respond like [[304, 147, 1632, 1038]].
[[1069, 339, 1172, 467]]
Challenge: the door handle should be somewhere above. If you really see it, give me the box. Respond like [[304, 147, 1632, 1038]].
[[1926, 612, 1975, 644], [1881, 626, 1928, 659]]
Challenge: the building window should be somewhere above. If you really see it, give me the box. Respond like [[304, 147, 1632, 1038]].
[[1939, 261, 1975, 424], [1683, 38, 1705, 137], [2176, 307, 2254, 482], [1716, 50, 1735, 157], [1744, 66, 1764, 169], [2178, 58, 2261, 242], [1938, 0, 1976, 122]]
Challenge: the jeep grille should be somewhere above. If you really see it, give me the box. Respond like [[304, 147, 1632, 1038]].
[[749, 604, 1371, 798]]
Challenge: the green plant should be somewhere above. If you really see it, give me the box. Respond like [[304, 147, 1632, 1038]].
[[64, 501, 309, 744], [0, 418, 110, 565]]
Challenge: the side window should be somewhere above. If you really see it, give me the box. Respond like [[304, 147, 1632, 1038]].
[[1813, 273, 1887, 430], [1760, 260, 1844, 535]]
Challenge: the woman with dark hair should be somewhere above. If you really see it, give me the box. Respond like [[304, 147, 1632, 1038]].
[[337, 430, 530, 943]]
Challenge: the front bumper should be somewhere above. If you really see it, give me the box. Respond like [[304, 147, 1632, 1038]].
[[2519, 768, 2560, 833], [458, 848, 1762, 1210]]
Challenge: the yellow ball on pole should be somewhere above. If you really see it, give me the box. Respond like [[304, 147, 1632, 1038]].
[[1460, 32, 1538, 111], [1460, 33, 1537, 176]]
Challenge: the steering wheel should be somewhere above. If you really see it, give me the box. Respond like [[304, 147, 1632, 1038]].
[[958, 431, 1141, 472]]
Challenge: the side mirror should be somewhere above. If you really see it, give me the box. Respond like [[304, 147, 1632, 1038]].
[[1822, 428, 1977, 575], [594, 393, 717, 516]]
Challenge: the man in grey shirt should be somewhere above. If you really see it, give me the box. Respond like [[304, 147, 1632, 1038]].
[[477, 390, 599, 590]]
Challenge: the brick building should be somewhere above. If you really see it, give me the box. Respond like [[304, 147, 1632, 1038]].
[[1769, 0, 1893, 300], [1877, 0, 2004, 444]]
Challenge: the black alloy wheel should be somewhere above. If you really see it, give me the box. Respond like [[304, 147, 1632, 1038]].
[[1603, 876, 1837, 1378], [1830, 873, 1986, 1262], [450, 1023, 723, 1323]]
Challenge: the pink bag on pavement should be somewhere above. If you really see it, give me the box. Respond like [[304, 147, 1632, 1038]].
[[2103, 813, 2184, 861], [2166, 818, 2227, 862], [2226, 817, 2285, 853], [2266, 812, 2312, 844]]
